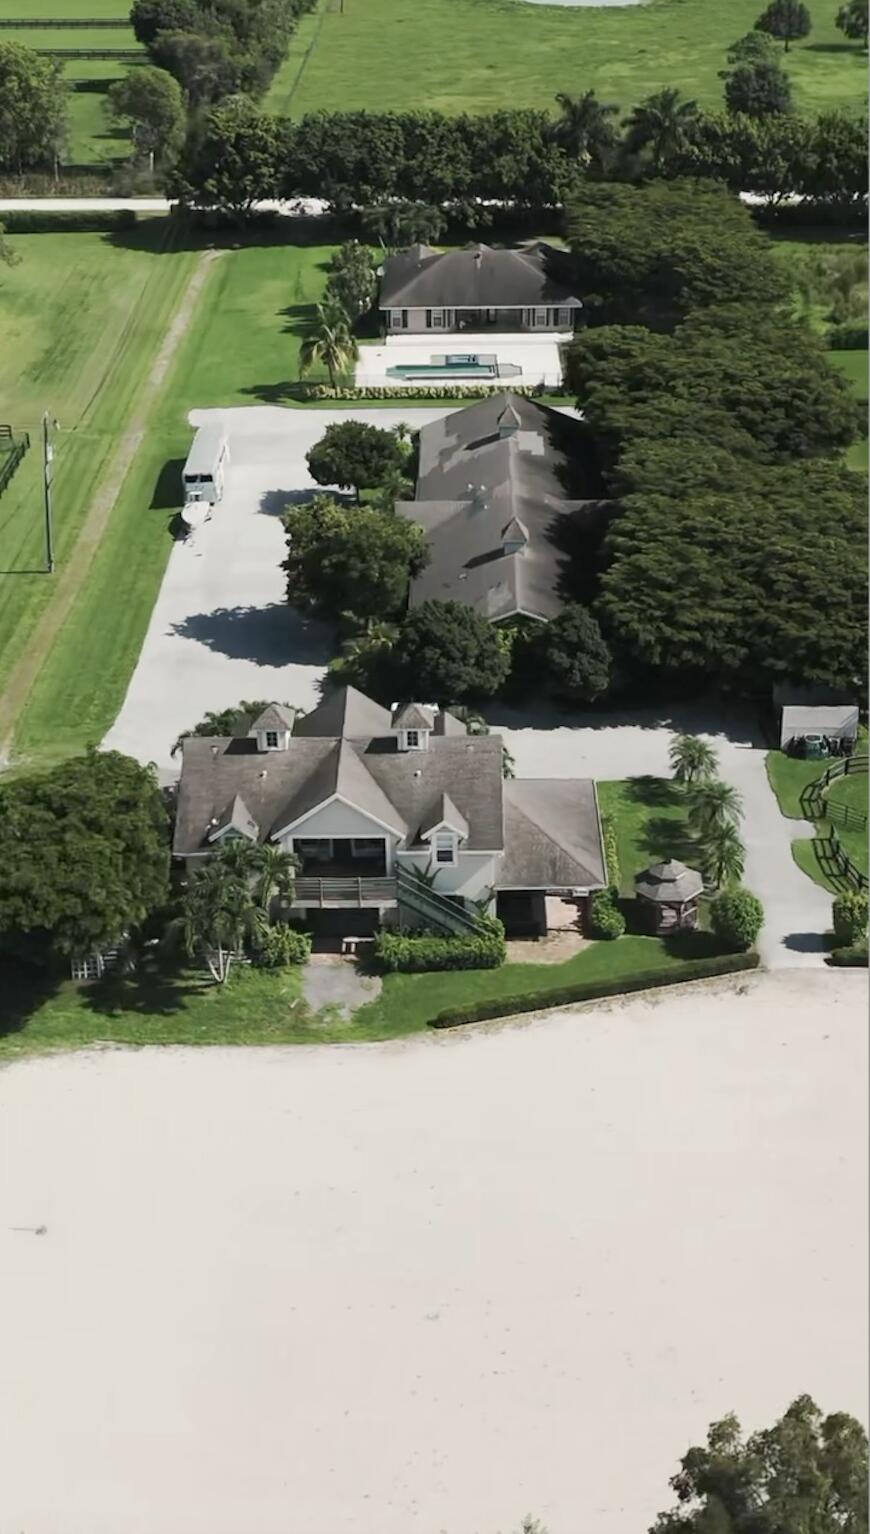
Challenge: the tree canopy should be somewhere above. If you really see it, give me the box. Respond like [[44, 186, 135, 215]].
[[724, 58, 793, 116], [755, 0, 813, 48], [836, 0, 869, 41], [107, 65, 185, 163], [284, 495, 427, 621], [388, 601, 513, 705], [564, 180, 791, 328], [540, 605, 613, 703], [651, 1394, 868, 1531], [133, 0, 313, 101], [172, 95, 279, 218], [306, 420, 408, 498], [0, 42, 67, 175], [0, 751, 170, 963]]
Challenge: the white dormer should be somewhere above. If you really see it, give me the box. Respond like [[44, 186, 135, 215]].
[[501, 516, 528, 557], [249, 703, 294, 753], [392, 702, 434, 751], [418, 792, 469, 869]]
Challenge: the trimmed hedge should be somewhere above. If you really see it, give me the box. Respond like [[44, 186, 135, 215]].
[[833, 890, 868, 947], [429, 951, 760, 1028], [373, 920, 506, 973], [588, 887, 625, 940], [828, 941, 869, 967], [295, 382, 549, 402], [0, 209, 137, 233], [828, 324, 868, 351], [601, 816, 620, 890]]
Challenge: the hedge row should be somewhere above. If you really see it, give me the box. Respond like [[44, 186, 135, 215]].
[[827, 324, 869, 352], [296, 382, 549, 402], [0, 209, 138, 233], [600, 816, 620, 890], [429, 951, 760, 1028], [828, 942, 869, 967], [373, 921, 505, 973]]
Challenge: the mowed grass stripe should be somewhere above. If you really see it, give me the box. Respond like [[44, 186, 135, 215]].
[[269, 0, 867, 120]]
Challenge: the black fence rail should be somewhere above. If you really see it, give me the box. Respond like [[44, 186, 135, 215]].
[[36, 46, 144, 59], [0, 15, 129, 23], [829, 826, 869, 893], [0, 427, 31, 501]]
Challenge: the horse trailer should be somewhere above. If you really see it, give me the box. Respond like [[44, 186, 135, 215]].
[[182, 424, 230, 507]]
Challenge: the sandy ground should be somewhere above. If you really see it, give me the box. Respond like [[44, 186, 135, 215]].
[[0, 970, 865, 1534], [356, 332, 569, 389]]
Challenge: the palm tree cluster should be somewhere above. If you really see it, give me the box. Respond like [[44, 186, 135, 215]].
[[554, 86, 704, 179], [668, 734, 746, 890], [172, 841, 299, 984]]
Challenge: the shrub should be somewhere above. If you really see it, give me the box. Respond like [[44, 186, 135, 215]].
[[832, 890, 869, 947], [0, 209, 137, 233], [430, 952, 760, 1028], [828, 940, 869, 967], [710, 888, 764, 952], [373, 919, 505, 973], [828, 324, 869, 352], [293, 383, 548, 402], [588, 888, 626, 940], [253, 924, 311, 968], [601, 818, 621, 891]]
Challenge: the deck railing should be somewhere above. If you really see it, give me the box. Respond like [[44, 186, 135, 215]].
[[292, 877, 397, 907]]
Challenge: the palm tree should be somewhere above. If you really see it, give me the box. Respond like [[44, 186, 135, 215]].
[[554, 89, 620, 171], [623, 88, 701, 173], [687, 777, 743, 836], [669, 733, 718, 786], [177, 860, 266, 984], [702, 819, 746, 890], [252, 843, 299, 914], [299, 301, 358, 389]]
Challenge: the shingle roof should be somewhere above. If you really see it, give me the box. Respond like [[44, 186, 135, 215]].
[[433, 708, 468, 737], [418, 791, 470, 841], [173, 722, 505, 855], [397, 392, 602, 623], [497, 780, 606, 890], [294, 686, 394, 739], [391, 703, 435, 731], [207, 793, 259, 843], [249, 703, 295, 733], [379, 242, 582, 311], [635, 860, 703, 904]]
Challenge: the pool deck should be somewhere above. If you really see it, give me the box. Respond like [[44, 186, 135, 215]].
[[355, 330, 568, 390]]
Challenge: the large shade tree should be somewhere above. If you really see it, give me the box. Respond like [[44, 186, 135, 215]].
[[389, 600, 513, 705], [172, 95, 280, 218], [755, 0, 812, 48], [306, 420, 408, 499], [284, 495, 427, 620], [0, 751, 170, 963], [540, 604, 613, 703], [836, 0, 869, 41], [107, 65, 185, 164], [0, 42, 67, 174]]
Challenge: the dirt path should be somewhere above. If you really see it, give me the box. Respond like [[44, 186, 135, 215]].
[[0, 249, 219, 766]]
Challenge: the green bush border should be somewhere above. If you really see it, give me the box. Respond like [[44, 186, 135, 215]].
[[429, 951, 760, 1028], [0, 210, 138, 233]]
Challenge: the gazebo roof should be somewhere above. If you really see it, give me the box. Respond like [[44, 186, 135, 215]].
[[635, 859, 704, 905]]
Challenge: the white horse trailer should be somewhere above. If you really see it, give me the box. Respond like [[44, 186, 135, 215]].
[[182, 425, 230, 508]]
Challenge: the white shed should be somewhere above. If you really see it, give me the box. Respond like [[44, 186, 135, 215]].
[[774, 685, 860, 749]]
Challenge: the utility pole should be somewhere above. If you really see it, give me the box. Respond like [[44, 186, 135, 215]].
[[42, 410, 55, 575]]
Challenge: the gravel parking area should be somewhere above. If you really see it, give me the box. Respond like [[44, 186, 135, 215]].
[[102, 406, 448, 773], [0, 971, 864, 1534]]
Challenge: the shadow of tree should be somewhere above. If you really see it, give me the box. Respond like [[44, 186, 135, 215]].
[[662, 929, 728, 960], [0, 960, 62, 1040], [79, 960, 206, 1020], [630, 775, 683, 809], [168, 602, 335, 666]]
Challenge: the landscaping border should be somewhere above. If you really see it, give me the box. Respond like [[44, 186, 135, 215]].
[[429, 951, 759, 1028]]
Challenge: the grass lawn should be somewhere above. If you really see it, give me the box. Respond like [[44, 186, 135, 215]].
[[767, 750, 867, 891], [269, 0, 867, 122], [830, 348, 869, 400], [596, 776, 702, 898], [2, 931, 721, 1058]]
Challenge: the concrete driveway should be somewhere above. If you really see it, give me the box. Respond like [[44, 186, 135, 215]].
[[495, 699, 832, 969], [102, 405, 448, 773]]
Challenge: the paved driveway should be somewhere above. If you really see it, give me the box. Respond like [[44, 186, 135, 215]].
[[102, 405, 448, 774], [495, 699, 832, 969]]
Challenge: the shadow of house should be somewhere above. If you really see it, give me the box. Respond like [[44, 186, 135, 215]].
[[169, 603, 335, 667]]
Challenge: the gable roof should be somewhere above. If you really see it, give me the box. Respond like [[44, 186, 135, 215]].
[[294, 686, 394, 740], [396, 392, 602, 623], [273, 739, 407, 837], [379, 242, 582, 311], [498, 780, 606, 890], [249, 703, 294, 734], [392, 703, 435, 731], [207, 793, 259, 843], [418, 791, 470, 841]]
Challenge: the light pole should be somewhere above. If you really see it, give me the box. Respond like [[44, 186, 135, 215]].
[[43, 410, 55, 575]]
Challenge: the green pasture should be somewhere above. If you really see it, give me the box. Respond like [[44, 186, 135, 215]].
[[0, 226, 196, 748], [269, 0, 868, 122]]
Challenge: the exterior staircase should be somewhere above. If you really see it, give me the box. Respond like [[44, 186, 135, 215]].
[[396, 864, 483, 935]]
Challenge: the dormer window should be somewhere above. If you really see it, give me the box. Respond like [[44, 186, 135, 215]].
[[398, 726, 429, 752], [265, 730, 279, 749], [434, 832, 456, 865], [406, 729, 420, 749]]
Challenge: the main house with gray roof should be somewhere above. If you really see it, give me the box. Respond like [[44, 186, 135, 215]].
[[174, 692, 606, 937], [378, 242, 583, 335], [396, 390, 601, 623]]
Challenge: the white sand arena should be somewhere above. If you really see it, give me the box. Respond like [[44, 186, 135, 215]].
[[0, 970, 865, 1534]]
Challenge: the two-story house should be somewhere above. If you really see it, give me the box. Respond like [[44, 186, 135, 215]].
[[173, 690, 607, 938]]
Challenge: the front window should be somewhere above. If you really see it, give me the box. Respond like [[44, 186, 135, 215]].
[[265, 730, 279, 748], [434, 832, 456, 866], [405, 729, 420, 749]]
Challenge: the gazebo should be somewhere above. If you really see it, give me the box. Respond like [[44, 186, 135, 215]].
[[634, 860, 704, 935]]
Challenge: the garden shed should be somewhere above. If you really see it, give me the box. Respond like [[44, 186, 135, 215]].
[[774, 686, 859, 751]]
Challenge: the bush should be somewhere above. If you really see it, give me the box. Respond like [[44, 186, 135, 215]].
[[832, 890, 868, 947], [709, 888, 764, 952], [828, 324, 869, 351], [253, 924, 311, 968], [373, 919, 505, 973], [828, 940, 869, 967], [601, 818, 621, 891], [293, 383, 548, 402], [0, 209, 137, 233], [430, 952, 760, 1028], [588, 888, 626, 940]]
